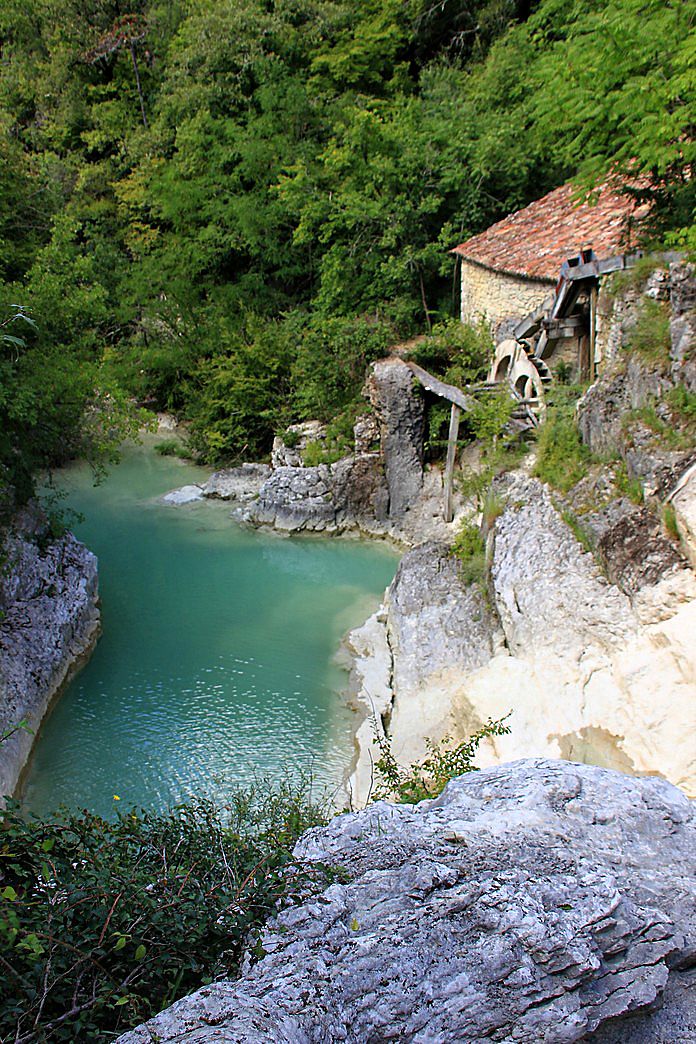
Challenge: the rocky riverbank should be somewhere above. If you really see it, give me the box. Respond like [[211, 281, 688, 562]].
[[345, 474, 696, 805], [196, 356, 463, 547], [345, 262, 696, 804], [120, 759, 696, 1043], [159, 260, 696, 806], [0, 512, 100, 798]]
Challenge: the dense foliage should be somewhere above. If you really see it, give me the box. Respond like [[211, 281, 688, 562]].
[[1, 0, 692, 487], [0, 780, 328, 1041]]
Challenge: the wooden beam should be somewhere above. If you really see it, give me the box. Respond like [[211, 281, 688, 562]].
[[443, 403, 461, 523], [589, 284, 598, 375], [406, 362, 476, 411]]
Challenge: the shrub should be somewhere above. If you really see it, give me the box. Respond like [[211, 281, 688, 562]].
[[465, 391, 514, 445], [281, 428, 301, 449], [154, 438, 190, 459], [481, 488, 506, 530], [628, 298, 671, 368], [613, 461, 644, 505], [410, 318, 492, 388], [373, 716, 512, 804], [533, 399, 591, 493], [451, 518, 486, 586], [301, 439, 329, 466], [663, 502, 680, 541], [0, 779, 328, 1042], [291, 315, 395, 423], [665, 385, 696, 431]]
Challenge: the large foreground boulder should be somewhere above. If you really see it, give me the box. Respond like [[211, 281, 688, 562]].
[[120, 760, 695, 1043]]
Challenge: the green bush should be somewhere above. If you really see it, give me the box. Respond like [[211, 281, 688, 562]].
[[465, 391, 514, 444], [301, 439, 328, 466], [154, 438, 190, 460], [373, 716, 512, 804], [533, 399, 591, 493], [629, 298, 671, 368], [291, 315, 395, 423], [663, 502, 680, 541], [451, 518, 486, 586], [0, 780, 328, 1042], [665, 385, 696, 430], [614, 461, 644, 505], [411, 319, 492, 387], [281, 428, 301, 449]]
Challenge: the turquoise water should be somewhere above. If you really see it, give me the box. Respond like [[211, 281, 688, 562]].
[[22, 441, 397, 817]]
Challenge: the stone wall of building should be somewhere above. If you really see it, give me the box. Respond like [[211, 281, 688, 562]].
[[460, 258, 553, 334]]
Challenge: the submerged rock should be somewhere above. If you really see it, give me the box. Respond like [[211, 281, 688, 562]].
[[161, 484, 204, 504], [119, 759, 696, 1044]]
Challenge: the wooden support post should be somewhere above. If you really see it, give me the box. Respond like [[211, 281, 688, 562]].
[[443, 403, 461, 523], [589, 285, 598, 377]]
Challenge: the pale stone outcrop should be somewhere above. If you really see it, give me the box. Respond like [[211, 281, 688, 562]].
[[347, 477, 696, 805], [344, 542, 502, 804], [226, 358, 464, 545], [578, 261, 694, 460], [671, 461, 696, 569], [119, 760, 696, 1044], [468, 478, 696, 794], [271, 421, 327, 468], [202, 463, 271, 501], [161, 484, 203, 504], [0, 525, 100, 797]]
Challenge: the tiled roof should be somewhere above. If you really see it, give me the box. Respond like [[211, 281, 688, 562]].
[[452, 182, 642, 281]]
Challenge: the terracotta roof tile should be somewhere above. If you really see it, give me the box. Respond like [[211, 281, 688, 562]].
[[453, 182, 643, 281]]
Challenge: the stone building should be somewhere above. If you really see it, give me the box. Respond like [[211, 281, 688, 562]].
[[452, 181, 642, 336]]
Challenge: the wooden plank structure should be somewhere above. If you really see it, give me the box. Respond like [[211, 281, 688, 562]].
[[406, 362, 477, 412], [406, 360, 538, 522], [406, 363, 476, 523]]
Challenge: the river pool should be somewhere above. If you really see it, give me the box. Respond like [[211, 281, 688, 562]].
[[22, 441, 397, 817]]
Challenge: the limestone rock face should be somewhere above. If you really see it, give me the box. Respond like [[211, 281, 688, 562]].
[[670, 261, 696, 393], [344, 542, 501, 799], [595, 503, 685, 592], [672, 463, 696, 569], [119, 760, 696, 1044], [465, 477, 696, 795], [577, 261, 695, 459], [242, 456, 388, 533], [202, 463, 271, 501], [366, 357, 425, 519], [492, 479, 634, 659], [576, 355, 673, 459], [347, 476, 696, 804], [385, 542, 501, 762], [0, 528, 100, 797], [271, 421, 327, 468]]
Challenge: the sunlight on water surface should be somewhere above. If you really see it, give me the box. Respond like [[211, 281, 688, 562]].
[[22, 440, 397, 816]]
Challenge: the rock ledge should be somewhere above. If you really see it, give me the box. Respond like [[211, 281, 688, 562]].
[[120, 760, 695, 1043]]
